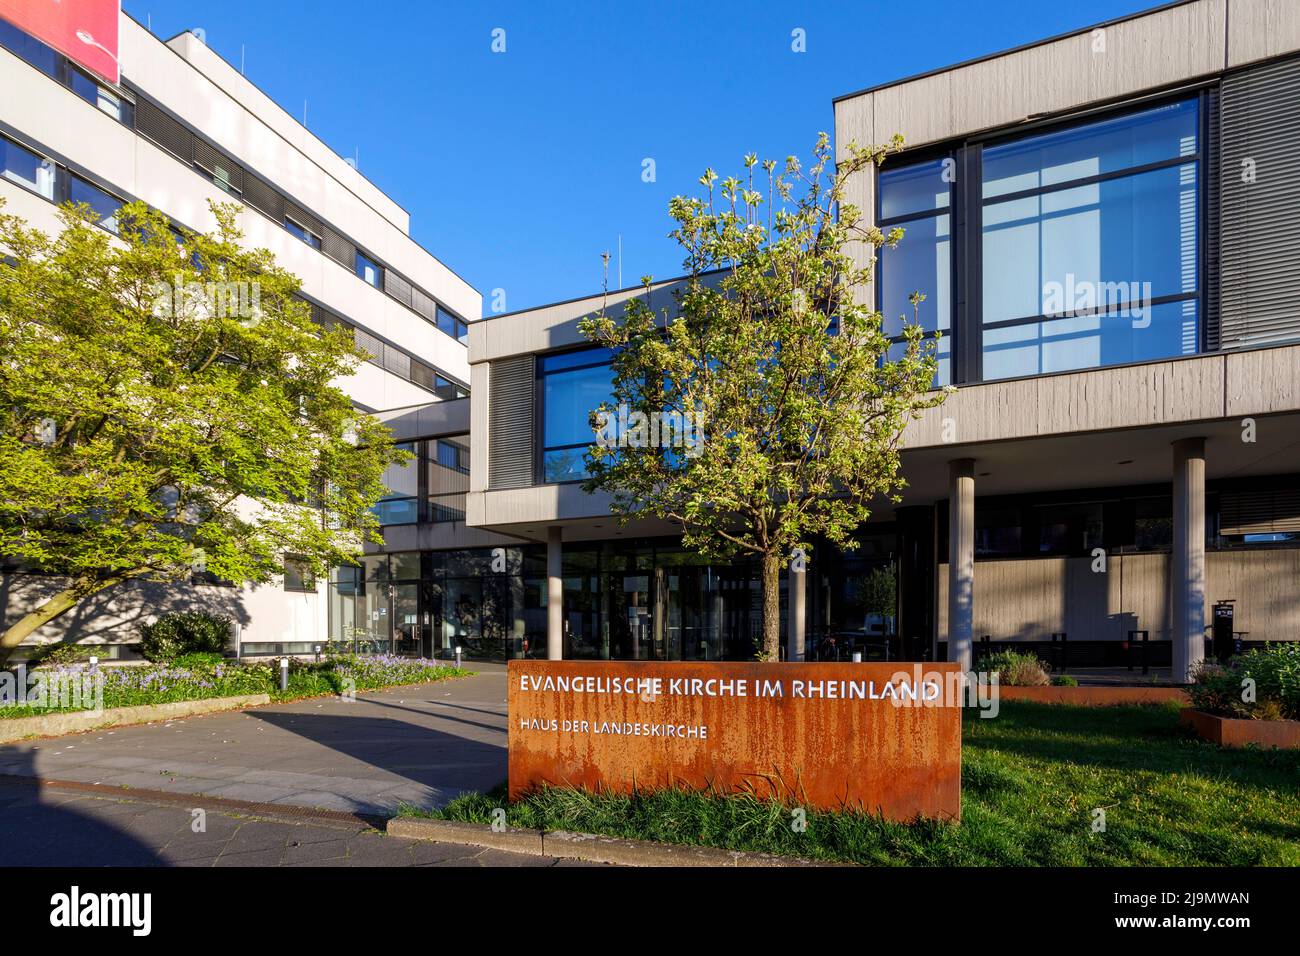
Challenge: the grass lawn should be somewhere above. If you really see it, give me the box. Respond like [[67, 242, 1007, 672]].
[[405, 701, 1300, 866]]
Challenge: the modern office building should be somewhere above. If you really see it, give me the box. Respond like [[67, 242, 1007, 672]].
[[462, 0, 1300, 681], [4, 1, 1298, 681], [0, 9, 483, 658]]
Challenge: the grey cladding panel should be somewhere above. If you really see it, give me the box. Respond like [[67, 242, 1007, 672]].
[[1220, 56, 1300, 349], [489, 355, 535, 489]]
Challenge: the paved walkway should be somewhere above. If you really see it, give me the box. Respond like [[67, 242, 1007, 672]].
[[0, 666, 509, 815], [0, 776, 583, 867]]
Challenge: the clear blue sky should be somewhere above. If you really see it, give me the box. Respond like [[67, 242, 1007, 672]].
[[124, 0, 1163, 316]]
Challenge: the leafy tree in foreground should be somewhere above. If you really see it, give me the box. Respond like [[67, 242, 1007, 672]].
[[579, 134, 948, 660], [0, 199, 406, 664]]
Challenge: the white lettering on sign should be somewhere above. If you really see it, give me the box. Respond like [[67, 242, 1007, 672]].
[[517, 672, 941, 703]]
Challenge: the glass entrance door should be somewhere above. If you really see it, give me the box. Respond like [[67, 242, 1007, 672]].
[[391, 583, 422, 657]]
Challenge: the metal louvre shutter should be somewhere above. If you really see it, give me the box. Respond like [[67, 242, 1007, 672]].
[[1220, 489, 1300, 535], [284, 201, 322, 236], [384, 269, 413, 307], [410, 358, 437, 391], [1203, 86, 1221, 350], [321, 227, 355, 268], [382, 344, 410, 380], [1220, 55, 1300, 349], [411, 287, 437, 322], [243, 175, 284, 221], [353, 327, 383, 362], [192, 138, 244, 194], [135, 99, 192, 161], [488, 355, 535, 489]]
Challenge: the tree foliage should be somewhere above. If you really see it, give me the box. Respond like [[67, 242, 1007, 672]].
[[578, 135, 948, 660], [0, 199, 405, 662]]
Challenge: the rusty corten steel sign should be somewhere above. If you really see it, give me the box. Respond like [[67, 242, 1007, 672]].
[[508, 660, 962, 821]]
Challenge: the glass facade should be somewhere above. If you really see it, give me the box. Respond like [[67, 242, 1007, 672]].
[[877, 96, 1202, 386], [371, 436, 469, 526], [327, 537, 910, 663], [980, 99, 1199, 379], [537, 347, 614, 483], [878, 158, 953, 386]]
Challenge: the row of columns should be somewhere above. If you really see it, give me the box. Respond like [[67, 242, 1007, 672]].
[[946, 438, 1207, 682], [542, 436, 1208, 682]]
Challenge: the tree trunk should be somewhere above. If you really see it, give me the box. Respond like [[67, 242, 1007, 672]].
[[0, 578, 115, 667], [760, 551, 781, 661]]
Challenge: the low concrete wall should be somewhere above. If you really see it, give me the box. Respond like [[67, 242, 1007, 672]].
[[0, 693, 270, 743]]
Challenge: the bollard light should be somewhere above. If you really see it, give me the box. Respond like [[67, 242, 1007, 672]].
[[314, 644, 321, 662], [88, 655, 98, 670], [454, 645, 462, 669], [279, 656, 289, 691], [852, 651, 862, 663]]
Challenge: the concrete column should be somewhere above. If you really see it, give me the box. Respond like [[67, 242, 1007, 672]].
[[1171, 438, 1206, 683], [546, 526, 563, 661], [787, 558, 806, 663], [947, 459, 975, 672]]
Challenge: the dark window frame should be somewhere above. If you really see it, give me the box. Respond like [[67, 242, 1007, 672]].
[[876, 88, 1212, 388]]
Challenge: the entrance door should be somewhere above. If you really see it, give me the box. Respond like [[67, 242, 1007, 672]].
[[390, 583, 422, 657]]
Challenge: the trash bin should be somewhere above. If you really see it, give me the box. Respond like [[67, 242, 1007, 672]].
[[1212, 600, 1236, 663]]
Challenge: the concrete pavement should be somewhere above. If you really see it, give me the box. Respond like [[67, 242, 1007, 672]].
[[0, 776, 587, 867], [0, 666, 509, 815]]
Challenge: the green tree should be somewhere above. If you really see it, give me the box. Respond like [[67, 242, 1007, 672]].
[[579, 135, 947, 660], [0, 199, 406, 664]]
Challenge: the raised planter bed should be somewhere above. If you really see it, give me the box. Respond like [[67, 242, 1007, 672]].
[[1180, 709, 1300, 749], [997, 685, 1188, 706], [0, 694, 271, 743]]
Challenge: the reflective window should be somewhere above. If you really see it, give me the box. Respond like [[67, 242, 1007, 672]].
[[355, 250, 382, 288], [283, 555, 316, 592], [68, 175, 123, 234], [877, 157, 952, 386], [538, 347, 614, 483], [429, 436, 469, 522], [285, 216, 321, 249], [0, 19, 58, 76], [979, 99, 1200, 379], [1, 136, 56, 200], [70, 68, 132, 123]]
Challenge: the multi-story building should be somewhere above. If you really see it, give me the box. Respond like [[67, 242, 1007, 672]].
[[463, 0, 1300, 681], [0, 10, 482, 658], [5, 1, 1298, 681]]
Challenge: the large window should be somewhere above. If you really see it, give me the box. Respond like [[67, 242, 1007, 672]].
[[877, 158, 953, 386], [980, 99, 1200, 379], [436, 306, 470, 345], [537, 347, 614, 483], [877, 96, 1203, 386], [1, 135, 56, 200], [355, 250, 382, 288], [68, 174, 123, 234], [429, 436, 469, 522]]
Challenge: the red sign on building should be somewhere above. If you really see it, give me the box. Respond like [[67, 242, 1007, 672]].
[[0, 0, 121, 84]]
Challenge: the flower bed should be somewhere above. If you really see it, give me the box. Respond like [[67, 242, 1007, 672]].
[[0, 653, 466, 718]]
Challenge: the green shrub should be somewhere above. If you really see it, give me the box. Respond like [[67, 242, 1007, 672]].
[[1190, 643, 1300, 720], [25, 642, 95, 667], [1052, 675, 1079, 687], [977, 648, 1050, 686], [172, 651, 226, 669], [139, 611, 232, 662]]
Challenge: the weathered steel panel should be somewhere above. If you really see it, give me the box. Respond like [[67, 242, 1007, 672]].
[[508, 660, 962, 821]]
